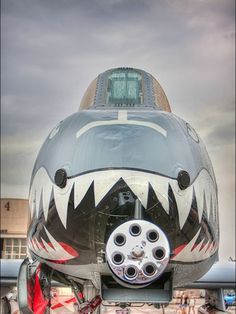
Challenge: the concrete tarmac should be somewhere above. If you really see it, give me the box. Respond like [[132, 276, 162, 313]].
[[50, 298, 236, 314], [101, 301, 236, 314]]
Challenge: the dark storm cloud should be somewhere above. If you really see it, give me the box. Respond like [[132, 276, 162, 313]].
[[1, 0, 235, 260]]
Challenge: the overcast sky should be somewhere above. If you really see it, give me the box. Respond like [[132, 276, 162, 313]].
[[1, 0, 235, 261]]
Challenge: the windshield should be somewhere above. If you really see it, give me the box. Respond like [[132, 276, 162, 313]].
[[106, 69, 143, 105]]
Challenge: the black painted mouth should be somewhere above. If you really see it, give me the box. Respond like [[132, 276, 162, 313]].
[[28, 176, 218, 266]]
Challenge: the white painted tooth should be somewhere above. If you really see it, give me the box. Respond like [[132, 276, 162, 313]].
[[201, 240, 209, 254], [39, 237, 47, 253], [211, 195, 215, 220], [208, 186, 214, 218], [213, 192, 218, 221], [33, 238, 39, 250], [31, 239, 37, 252], [39, 239, 47, 252], [29, 168, 54, 218], [94, 171, 121, 206], [200, 238, 208, 253], [35, 187, 42, 217], [204, 187, 212, 219], [29, 241, 34, 252], [194, 178, 204, 222], [196, 238, 205, 253], [41, 237, 54, 253], [149, 175, 169, 214], [213, 197, 218, 221], [35, 238, 42, 252], [33, 239, 40, 252], [31, 241, 36, 252], [29, 187, 36, 218], [203, 171, 214, 219], [123, 173, 149, 208], [210, 194, 214, 220], [33, 169, 43, 217], [212, 242, 218, 253], [32, 238, 39, 252], [42, 181, 53, 220], [29, 239, 34, 251], [201, 240, 213, 259], [171, 182, 193, 229], [29, 188, 35, 217], [193, 169, 218, 222], [74, 174, 94, 208], [44, 228, 58, 250], [35, 239, 41, 251], [53, 180, 73, 228], [172, 228, 201, 261], [208, 241, 214, 253], [44, 227, 74, 260], [208, 241, 215, 254], [36, 238, 56, 260]]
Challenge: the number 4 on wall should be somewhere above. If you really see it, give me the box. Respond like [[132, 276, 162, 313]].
[[5, 202, 10, 211]]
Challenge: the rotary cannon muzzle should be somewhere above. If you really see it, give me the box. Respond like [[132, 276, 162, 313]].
[[106, 220, 170, 287]]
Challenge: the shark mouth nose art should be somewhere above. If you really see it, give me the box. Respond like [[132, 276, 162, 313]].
[[29, 167, 218, 263]]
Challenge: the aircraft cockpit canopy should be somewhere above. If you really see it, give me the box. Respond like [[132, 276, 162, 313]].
[[79, 68, 171, 112], [106, 69, 142, 105]]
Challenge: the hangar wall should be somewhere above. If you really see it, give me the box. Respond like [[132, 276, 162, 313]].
[[0, 198, 30, 259]]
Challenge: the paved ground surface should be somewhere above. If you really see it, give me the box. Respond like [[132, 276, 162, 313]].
[[101, 306, 236, 314], [49, 297, 236, 314], [2, 295, 235, 313], [100, 299, 236, 314], [3, 299, 236, 314]]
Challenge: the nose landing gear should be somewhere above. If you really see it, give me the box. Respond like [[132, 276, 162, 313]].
[[17, 258, 102, 314], [72, 295, 102, 314], [70, 280, 102, 314]]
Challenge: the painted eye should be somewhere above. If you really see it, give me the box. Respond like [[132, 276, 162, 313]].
[[177, 170, 190, 190], [55, 169, 67, 188]]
